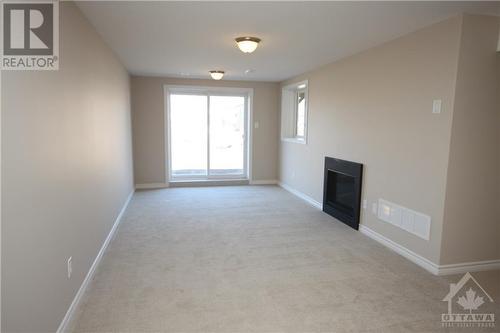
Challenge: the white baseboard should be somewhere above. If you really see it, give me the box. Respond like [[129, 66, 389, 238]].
[[359, 225, 440, 275], [359, 225, 500, 276], [277, 183, 499, 276], [138, 180, 277, 188], [249, 179, 278, 185], [56, 190, 134, 333], [135, 183, 168, 189], [169, 179, 249, 187], [437, 259, 500, 276], [278, 182, 322, 210]]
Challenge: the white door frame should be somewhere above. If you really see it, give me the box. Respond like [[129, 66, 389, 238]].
[[164, 85, 253, 183]]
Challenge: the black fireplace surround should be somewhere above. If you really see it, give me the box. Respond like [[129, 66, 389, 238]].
[[323, 157, 363, 230]]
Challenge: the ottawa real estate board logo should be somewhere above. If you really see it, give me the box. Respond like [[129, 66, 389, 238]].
[[442, 272, 495, 328], [1, 0, 59, 70]]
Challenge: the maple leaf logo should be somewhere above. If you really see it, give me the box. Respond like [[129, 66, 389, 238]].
[[457, 288, 485, 313]]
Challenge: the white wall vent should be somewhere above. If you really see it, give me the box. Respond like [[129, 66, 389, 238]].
[[377, 199, 431, 240]]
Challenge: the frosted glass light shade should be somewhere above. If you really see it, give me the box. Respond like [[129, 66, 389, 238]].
[[209, 71, 224, 80], [235, 37, 261, 53]]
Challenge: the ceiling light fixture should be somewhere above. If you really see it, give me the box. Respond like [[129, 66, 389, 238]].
[[209, 70, 224, 80], [235, 37, 261, 53]]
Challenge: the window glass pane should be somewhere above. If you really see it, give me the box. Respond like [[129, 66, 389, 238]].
[[209, 96, 245, 175], [170, 94, 208, 177], [296, 91, 306, 137]]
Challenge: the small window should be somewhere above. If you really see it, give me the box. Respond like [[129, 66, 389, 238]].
[[281, 80, 308, 143]]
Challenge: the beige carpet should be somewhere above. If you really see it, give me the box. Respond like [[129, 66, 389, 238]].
[[70, 185, 499, 332]]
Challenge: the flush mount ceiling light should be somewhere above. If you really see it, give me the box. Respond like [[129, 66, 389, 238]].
[[209, 70, 224, 80], [235, 37, 261, 53]]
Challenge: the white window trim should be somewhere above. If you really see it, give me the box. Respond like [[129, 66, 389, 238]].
[[164, 85, 254, 184], [281, 80, 308, 144]]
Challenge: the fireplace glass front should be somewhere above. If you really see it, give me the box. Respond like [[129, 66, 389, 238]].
[[326, 170, 355, 217]]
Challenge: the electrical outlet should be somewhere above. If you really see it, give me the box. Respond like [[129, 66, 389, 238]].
[[372, 203, 378, 215], [362, 199, 367, 209], [67, 257, 72, 279]]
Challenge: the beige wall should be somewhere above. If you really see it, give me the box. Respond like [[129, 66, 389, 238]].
[[1, 3, 134, 332], [280, 16, 464, 264], [279, 14, 500, 266], [440, 15, 500, 264], [131, 76, 280, 184]]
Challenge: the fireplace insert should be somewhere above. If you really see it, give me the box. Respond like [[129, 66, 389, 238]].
[[323, 157, 363, 230]]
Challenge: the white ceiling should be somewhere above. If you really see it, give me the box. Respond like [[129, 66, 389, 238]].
[[76, 1, 500, 82]]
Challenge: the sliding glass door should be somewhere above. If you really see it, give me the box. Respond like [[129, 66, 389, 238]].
[[167, 87, 249, 181]]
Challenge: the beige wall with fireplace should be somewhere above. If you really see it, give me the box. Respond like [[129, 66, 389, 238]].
[[279, 14, 500, 266]]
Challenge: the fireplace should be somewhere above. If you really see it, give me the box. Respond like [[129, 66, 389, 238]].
[[323, 157, 363, 230]]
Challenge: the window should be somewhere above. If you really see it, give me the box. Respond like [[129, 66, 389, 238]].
[[281, 80, 308, 143]]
